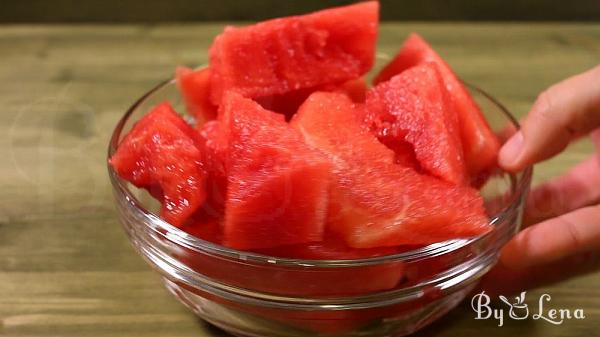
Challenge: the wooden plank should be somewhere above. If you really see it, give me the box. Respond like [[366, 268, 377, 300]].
[[0, 23, 599, 337], [1, 0, 600, 23]]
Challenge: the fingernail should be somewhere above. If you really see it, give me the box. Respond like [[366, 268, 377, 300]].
[[499, 131, 524, 168]]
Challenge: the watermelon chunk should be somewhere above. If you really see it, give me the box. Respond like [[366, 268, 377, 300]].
[[367, 63, 467, 185], [199, 120, 225, 174], [181, 212, 223, 244], [110, 102, 207, 227], [253, 235, 405, 300], [291, 94, 395, 167], [373, 33, 500, 177], [291, 92, 490, 248], [380, 138, 421, 171], [254, 86, 317, 119], [221, 92, 331, 250], [175, 66, 217, 123], [253, 234, 406, 300], [197, 120, 228, 217], [255, 235, 400, 260], [208, 1, 378, 104], [335, 77, 368, 103], [255, 77, 368, 119]]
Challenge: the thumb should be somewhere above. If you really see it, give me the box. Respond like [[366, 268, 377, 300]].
[[499, 66, 600, 171]]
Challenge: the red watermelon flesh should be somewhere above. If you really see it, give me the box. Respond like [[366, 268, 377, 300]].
[[199, 120, 224, 172], [175, 66, 217, 123], [367, 63, 468, 185], [208, 1, 378, 105], [373, 33, 500, 177], [255, 235, 400, 260], [181, 212, 223, 244], [110, 102, 207, 227], [291, 92, 490, 248], [255, 77, 368, 119], [253, 235, 406, 298], [381, 138, 421, 171], [329, 164, 491, 247], [221, 92, 331, 250], [254, 86, 317, 119], [198, 120, 228, 217], [335, 77, 368, 103], [291, 93, 395, 167]]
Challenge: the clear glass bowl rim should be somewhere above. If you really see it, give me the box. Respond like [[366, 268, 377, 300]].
[[107, 77, 533, 268]]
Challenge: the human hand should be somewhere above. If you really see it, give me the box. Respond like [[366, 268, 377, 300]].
[[479, 65, 600, 295]]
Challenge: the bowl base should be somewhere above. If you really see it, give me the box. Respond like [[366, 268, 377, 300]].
[[162, 277, 475, 337]]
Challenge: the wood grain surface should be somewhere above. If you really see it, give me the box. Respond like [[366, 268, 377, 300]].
[[3, 0, 600, 23], [0, 23, 599, 337]]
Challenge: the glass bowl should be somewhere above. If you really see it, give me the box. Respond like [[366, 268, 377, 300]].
[[107, 74, 532, 336]]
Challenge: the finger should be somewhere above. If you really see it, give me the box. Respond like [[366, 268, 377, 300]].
[[524, 154, 600, 226], [478, 251, 600, 297], [499, 65, 600, 171], [501, 204, 600, 269]]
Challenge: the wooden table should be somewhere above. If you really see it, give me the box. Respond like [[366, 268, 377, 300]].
[[1, 23, 598, 337]]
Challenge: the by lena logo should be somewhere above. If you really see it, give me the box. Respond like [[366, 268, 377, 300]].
[[471, 291, 585, 327]]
